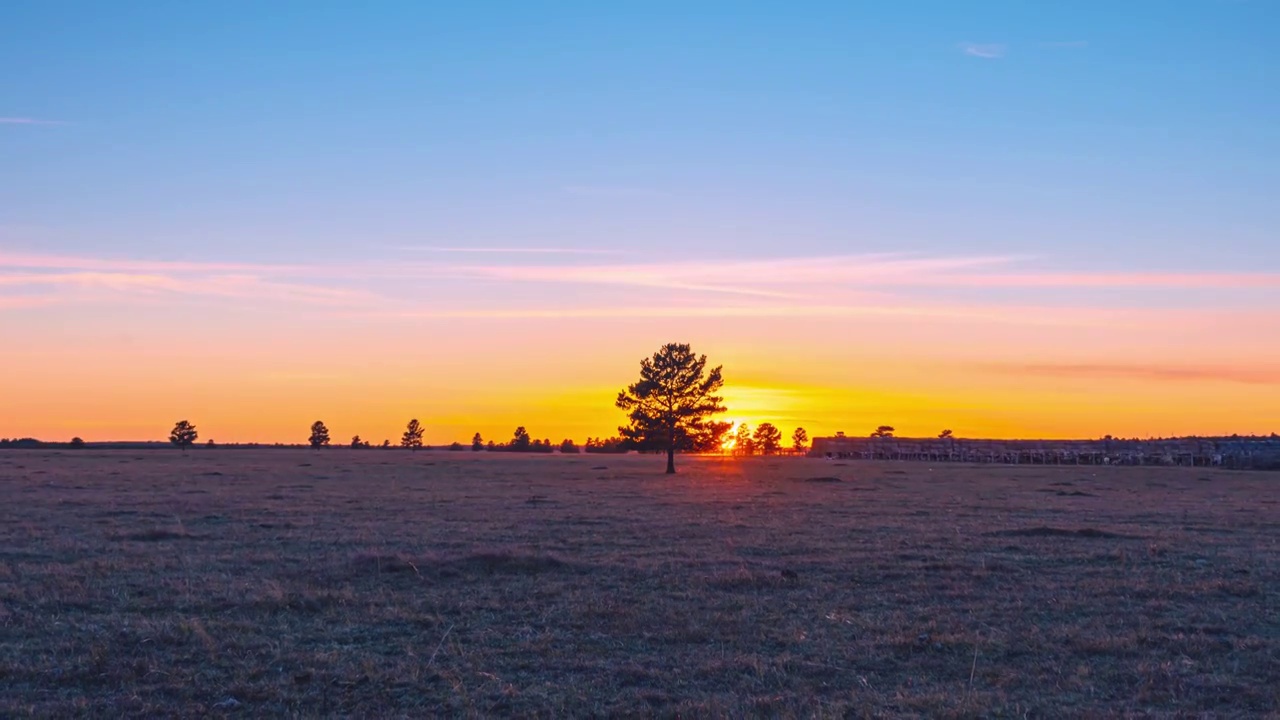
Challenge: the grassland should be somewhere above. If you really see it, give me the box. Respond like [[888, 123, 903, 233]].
[[1, 449, 1277, 717]]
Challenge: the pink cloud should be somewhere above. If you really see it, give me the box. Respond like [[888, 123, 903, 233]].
[[985, 362, 1280, 386]]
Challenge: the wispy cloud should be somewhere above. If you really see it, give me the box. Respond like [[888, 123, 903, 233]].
[[0, 117, 68, 126], [986, 362, 1280, 386], [5, 250, 1278, 319], [0, 253, 376, 308], [399, 246, 627, 255], [960, 43, 1006, 59], [451, 254, 1018, 296], [351, 302, 1155, 328], [881, 271, 1280, 289]]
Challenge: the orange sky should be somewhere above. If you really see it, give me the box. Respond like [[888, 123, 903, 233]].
[[3, 254, 1278, 444]]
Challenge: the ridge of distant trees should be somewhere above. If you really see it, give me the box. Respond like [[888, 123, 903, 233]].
[[584, 437, 630, 454]]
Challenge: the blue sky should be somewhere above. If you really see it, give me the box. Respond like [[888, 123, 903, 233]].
[[4, 1, 1276, 269]]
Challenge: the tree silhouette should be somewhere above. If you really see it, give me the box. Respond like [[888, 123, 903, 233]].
[[559, 438, 579, 453], [169, 420, 198, 453], [69, 437, 85, 449], [939, 429, 953, 439], [351, 435, 363, 449], [471, 432, 484, 451], [309, 421, 330, 449], [402, 419, 424, 451], [585, 436, 630, 454], [753, 423, 783, 455], [791, 427, 809, 454], [616, 342, 728, 474], [734, 423, 755, 456], [871, 425, 896, 438], [511, 426, 532, 451]]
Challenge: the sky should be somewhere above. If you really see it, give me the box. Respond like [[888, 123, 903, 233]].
[[2, 1, 1278, 444]]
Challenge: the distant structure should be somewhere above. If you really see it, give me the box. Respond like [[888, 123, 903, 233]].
[[810, 434, 1280, 470]]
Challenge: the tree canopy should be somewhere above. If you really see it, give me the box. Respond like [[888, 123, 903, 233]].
[[402, 419, 424, 451], [309, 421, 331, 448], [733, 423, 755, 456], [616, 343, 729, 473], [791, 427, 809, 454], [511, 426, 532, 451], [169, 420, 198, 452], [754, 423, 783, 455]]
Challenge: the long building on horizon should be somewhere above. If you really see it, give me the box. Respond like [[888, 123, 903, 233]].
[[809, 434, 1280, 470]]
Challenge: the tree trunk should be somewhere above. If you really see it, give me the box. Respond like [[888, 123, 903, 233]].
[[666, 447, 676, 474]]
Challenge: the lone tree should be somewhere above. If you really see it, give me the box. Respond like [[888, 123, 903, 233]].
[[617, 343, 728, 474], [872, 425, 896, 438], [351, 435, 364, 449], [754, 423, 783, 455], [939, 429, 953, 439], [471, 432, 484, 451], [69, 437, 86, 449], [792, 427, 809, 455], [402, 419, 424, 451], [169, 420, 198, 452], [309, 421, 331, 448]]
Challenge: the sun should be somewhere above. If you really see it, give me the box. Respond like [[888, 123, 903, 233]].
[[721, 420, 742, 451]]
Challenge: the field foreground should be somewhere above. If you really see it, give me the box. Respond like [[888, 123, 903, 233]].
[[2, 450, 1278, 717]]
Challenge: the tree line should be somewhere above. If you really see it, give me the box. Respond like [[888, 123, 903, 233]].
[[160, 343, 812, 473]]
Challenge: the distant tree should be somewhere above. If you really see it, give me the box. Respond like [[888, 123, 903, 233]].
[[939, 429, 953, 439], [169, 420, 198, 453], [835, 431, 846, 438], [511, 426, 532, 452], [585, 436, 630, 454], [69, 437, 86, 449], [753, 423, 783, 455], [486, 440, 496, 451], [472, 432, 484, 451], [351, 435, 364, 449], [559, 438, 579, 453], [447, 441, 465, 451], [871, 425, 895, 438], [381, 439, 391, 449], [734, 423, 755, 456], [616, 342, 728, 474], [791, 427, 809, 455], [309, 421, 331, 449], [206, 439, 216, 448], [402, 419, 424, 451]]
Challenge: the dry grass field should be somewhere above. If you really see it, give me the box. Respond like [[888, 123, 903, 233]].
[[1, 449, 1277, 717]]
